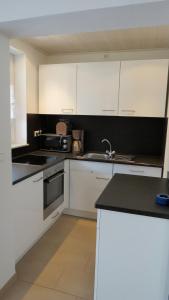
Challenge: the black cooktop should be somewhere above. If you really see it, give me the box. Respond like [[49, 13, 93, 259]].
[[13, 154, 59, 165]]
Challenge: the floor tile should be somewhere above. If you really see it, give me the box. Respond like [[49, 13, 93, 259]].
[[16, 259, 64, 289], [1, 280, 76, 300], [22, 238, 61, 264], [5, 216, 96, 300], [56, 265, 93, 299]]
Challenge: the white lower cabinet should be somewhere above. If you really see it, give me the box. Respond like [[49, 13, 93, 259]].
[[68, 160, 162, 219], [13, 172, 44, 262], [114, 163, 162, 177], [94, 209, 169, 300], [13, 167, 66, 262], [69, 160, 113, 218]]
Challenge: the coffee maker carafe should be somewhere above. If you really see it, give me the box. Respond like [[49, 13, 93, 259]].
[[72, 130, 84, 155]]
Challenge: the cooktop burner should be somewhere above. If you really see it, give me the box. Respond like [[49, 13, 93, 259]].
[[13, 154, 59, 166]]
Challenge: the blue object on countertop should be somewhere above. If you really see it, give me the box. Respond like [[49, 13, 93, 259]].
[[156, 194, 169, 206]]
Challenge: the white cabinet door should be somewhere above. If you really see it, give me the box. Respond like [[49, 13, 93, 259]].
[[114, 164, 162, 178], [13, 172, 43, 262], [119, 60, 168, 117], [94, 210, 169, 300], [77, 62, 120, 115], [39, 64, 77, 114], [70, 161, 113, 213]]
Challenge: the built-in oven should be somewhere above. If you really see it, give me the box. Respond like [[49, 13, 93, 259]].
[[43, 161, 64, 219]]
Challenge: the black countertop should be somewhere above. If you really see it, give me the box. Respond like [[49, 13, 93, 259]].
[[96, 174, 169, 219], [12, 164, 43, 185], [12, 156, 64, 185], [12, 150, 163, 185], [32, 150, 163, 168]]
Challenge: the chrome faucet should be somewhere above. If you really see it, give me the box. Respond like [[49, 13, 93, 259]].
[[101, 138, 115, 159]]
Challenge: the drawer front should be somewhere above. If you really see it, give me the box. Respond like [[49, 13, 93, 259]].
[[70, 160, 113, 176], [114, 164, 162, 178], [43, 203, 64, 233]]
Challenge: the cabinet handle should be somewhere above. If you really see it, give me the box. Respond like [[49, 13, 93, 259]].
[[52, 212, 60, 219], [129, 170, 144, 174], [121, 109, 136, 113], [96, 177, 110, 181], [102, 109, 116, 112], [61, 109, 73, 113], [33, 176, 43, 183]]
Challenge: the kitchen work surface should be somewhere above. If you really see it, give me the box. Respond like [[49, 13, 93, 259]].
[[12, 155, 64, 184], [34, 150, 163, 168], [1, 215, 96, 300], [96, 174, 169, 219], [12, 150, 163, 185]]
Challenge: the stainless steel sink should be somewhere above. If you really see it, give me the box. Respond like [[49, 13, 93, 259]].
[[81, 152, 135, 162], [114, 154, 135, 162], [82, 152, 109, 160]]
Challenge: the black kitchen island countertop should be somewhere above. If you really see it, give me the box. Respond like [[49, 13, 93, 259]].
[[96, 174, 169, 220]]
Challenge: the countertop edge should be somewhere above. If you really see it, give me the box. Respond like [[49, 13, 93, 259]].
[[95, 204, 169, 220], [12, 152, 163, 185]]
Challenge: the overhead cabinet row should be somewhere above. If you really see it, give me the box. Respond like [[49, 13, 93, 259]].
[[39, 60, 169, 117]]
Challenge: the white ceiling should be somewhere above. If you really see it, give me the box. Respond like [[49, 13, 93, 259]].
[[0, 0, 162, 23], [0, 1, 168, 38], [22, 26, 169, 55]]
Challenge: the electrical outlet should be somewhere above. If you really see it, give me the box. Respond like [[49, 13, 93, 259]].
[[34, 130, 39, 137]]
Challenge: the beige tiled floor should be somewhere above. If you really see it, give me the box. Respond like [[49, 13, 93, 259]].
[[1, 215, 96, 300]]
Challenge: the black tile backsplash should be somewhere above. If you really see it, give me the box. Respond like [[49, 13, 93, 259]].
[[12, 113, 168, 158]]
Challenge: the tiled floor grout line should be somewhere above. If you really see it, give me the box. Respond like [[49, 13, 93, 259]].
[[18, 278, 80, 299]]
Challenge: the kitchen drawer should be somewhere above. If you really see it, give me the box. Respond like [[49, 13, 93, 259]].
[[70, 160, 113, 175], [114, 164, 162, 178], [42, 202, 64, 233]]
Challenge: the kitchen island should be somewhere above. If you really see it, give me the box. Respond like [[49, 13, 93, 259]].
[[94, 174, 169, 300]]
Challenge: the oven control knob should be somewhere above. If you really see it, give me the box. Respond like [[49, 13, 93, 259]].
[[63, 139, 67, 144], [63, 144, 67, 149]]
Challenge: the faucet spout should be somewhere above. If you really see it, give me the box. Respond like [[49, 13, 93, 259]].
[[101, 138, 115, 159]]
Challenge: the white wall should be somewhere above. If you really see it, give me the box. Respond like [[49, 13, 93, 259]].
[[0, 34, 15, 290], [14, 53, 27, 145], [10, 39, 47, 113], [46, 48, 169, 64]]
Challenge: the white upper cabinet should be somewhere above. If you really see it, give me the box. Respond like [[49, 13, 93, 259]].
[[77, 62, 120, 115], [39, 59, 168, 117], [119, 59, 168, 117], [39, 64, 77, 114]]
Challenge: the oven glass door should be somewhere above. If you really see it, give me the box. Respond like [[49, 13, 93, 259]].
[[44, 170, 64, 208]]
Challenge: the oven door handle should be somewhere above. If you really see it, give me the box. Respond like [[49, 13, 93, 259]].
[[46, 171, 65, 183]]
